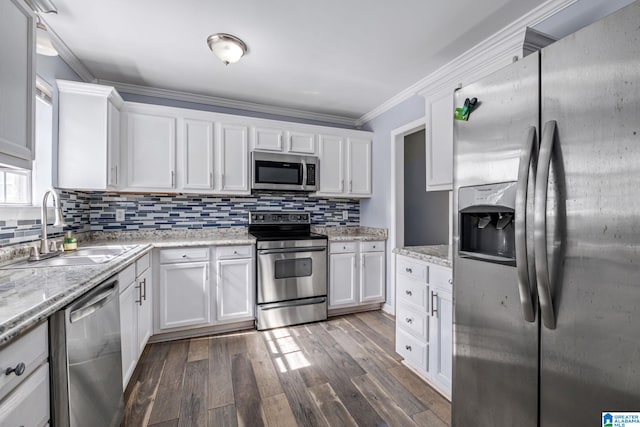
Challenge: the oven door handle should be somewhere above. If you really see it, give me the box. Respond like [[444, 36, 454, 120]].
[[260, 297, 327, 310], [259, 247, 327, 255]]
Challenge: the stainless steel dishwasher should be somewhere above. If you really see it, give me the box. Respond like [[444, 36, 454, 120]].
[[50, 276, 124, 427]]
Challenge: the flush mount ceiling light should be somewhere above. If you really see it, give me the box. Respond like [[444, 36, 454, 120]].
[[207, 33, 247, 65], [36, 16, 58, 56]]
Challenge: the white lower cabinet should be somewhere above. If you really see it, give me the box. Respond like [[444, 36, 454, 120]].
[[119, 253, 153, 389], [159, 261, 211, 330], [395, 254, 452, 399], [329, 241, 385, 310], [216, 252, 254, 322], [154, 245, 255, 334], [0, 321, 49, 426]]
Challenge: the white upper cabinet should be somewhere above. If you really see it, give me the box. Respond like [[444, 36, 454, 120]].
[[0, 0, 35, 169], [347, 137, 372, 196], [126, 110, 176, 190], [426, 88, 454, 191], [287, 130, 315, 154], [57, 80, 124, 190], [318, 135, 372, 198], [181, 118, 214, 191], [318, 134, 345, 195], [57, 85, 371, 195], [217, 123, 249, 194], [252, 127, 284, 152], [251, 126, 316, 155]]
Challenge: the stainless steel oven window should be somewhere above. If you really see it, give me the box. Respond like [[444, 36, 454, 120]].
[[274, 257, 312, 279]]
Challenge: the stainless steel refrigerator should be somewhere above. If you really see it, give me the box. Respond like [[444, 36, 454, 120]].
[[452, 2, 640, 426]]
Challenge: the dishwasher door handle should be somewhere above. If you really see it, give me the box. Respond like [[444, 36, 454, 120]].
[[69, 279, 118, 323]]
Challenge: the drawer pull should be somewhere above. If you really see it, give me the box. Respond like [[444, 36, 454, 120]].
[[405, 345, 412, 351], [182, 254, 188, 258], [431, 291, 439, 317], [343, 246, 346, 250], [373, 245, 376, 249], [405, 317, 413, 324], [405, 290, 412, 296], [405, 267, 412, 273], [5, 362, 26, 376], [448, 278, 453, 284], [233, 250, 238, 255]]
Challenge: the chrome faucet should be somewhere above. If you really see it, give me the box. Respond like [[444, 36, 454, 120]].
[[39, 188, 67, 256]]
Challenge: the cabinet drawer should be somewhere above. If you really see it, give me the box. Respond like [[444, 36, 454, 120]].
[[397, 303, 428, 340], [330, 242, 358, 254], [429, 264, 452, 287], [396, 328, 427, 372], [119, 264, 136, 292], [136, 252, 151, 276], [396, 275, 427, 310], [159, 247, 209, 264], [397, 256, 427, 282], [0, 363, 49, 427], [360, 241, 384, 253], [216, 245, 253, 259], [0, 322, 48, 401]]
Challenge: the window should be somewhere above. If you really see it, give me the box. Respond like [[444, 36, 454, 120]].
[[0, 169, 31, 204], [0, 78, 53, 206]]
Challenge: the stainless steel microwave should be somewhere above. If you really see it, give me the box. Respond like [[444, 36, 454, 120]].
[[251, 152, 318, 192]]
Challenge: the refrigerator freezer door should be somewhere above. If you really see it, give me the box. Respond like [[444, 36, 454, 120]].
[[453, 52, 539, 427], [540, 2, 640, 425]]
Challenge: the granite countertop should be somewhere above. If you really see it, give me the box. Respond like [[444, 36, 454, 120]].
[[0, 226, 386, 345], [393, 244, 452, 268], [88, 228, 256, 248], [0, 228, 256, 346], [312, 226, 388, 241], [0, 244, 152, 345]]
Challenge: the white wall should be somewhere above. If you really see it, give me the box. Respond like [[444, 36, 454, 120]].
[[360, 94, 425, 307]]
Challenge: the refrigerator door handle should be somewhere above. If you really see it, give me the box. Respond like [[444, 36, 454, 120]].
[[515, 126, 537, 323], [534, 120, 557, 330]]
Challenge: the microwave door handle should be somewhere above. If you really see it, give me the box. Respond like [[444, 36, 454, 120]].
[[302, 159, 307, 190]]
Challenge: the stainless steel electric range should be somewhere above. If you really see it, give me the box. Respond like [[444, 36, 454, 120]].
[[249, 211, 328, 330]]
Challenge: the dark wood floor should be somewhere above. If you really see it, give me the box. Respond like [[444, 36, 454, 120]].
[[122, 311, 451, 427]]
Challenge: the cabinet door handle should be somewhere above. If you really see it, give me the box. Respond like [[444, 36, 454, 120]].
[[210, 172, 214, 188], [405, 267, 412, 273], [362, 255, 365, 267], [349, 180, 353, 192], [171, 171, 176, 187], [221, 173, 225, 188], [5, 362, 26, 376], [431, 291, 439, 317], [448, 278, 453, 285], [135, 284, 142, 306], [114, 165, 118, 185], [405, 290, 412, 296], [405, 345, 412, 352], [405, 317, 413, 324], [141, 278, 147, 301], [341, 179, 344, 191]]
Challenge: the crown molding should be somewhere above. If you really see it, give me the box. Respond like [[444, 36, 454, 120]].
[[40, 16, 96, 84], [97, 80, 359, 127], [356, 0, 577, 125]]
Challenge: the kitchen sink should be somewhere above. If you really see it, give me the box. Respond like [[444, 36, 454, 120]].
[[4, 245, 136, 269]]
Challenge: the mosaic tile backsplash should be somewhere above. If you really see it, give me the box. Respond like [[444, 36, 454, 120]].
[[0, 191, 360, 246], [0, 191, 90, 246], [88, 192, 360, 230]]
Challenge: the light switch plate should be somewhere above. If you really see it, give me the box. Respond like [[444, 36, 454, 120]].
[[115, 209, 125, 222], [342, 210, 348, 220]]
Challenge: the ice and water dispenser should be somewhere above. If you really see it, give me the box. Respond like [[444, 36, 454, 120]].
[[458, 182, 517, 265]]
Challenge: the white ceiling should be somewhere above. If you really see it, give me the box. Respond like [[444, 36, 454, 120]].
[[45, 0, 547, 121]]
